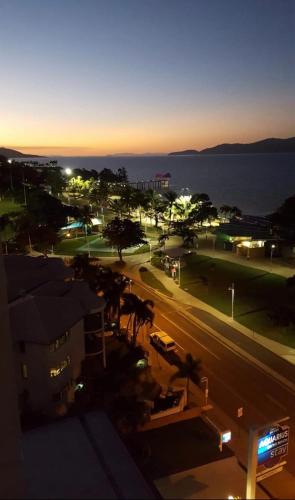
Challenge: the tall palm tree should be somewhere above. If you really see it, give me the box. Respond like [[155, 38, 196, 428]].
[[170, 353, 202, 404], [121, 293, 154, 345], [130, 189, 148, 224], [77, 205, 92, 242], [158, 233, 169, 250], [163, 190, 178, 230], [102, 271, 128, 330], [89, 182, 109, 217], [109, 198, 127, 219], [145, 190, 164, 228]]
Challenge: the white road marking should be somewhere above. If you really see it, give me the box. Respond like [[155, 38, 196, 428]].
[[265, 393, 287, 412], [160, 314, 221, 361]]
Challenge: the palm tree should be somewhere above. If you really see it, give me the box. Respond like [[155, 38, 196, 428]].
[[89, 182, 109, 217], [131, 189, 148, 224], [109, 198, 127, 219], [76, 205, 92, 243], [102, 271, 128, 330], [163, 190, 178, 230], [158, 232, 169, 251], [170, 353, 202, 404], [145, 190, 164, 228], [121, 293, 154, 345]]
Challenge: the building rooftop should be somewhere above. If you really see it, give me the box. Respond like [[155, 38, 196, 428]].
[[215, 222, 272, 239], [33, 280, 105, 313], [22, 411, 157, 499], [4, 255, 74, 302], [9, 294, 84, 344]]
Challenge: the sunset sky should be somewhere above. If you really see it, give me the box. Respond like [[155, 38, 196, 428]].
[[1, 0, 294, 155]]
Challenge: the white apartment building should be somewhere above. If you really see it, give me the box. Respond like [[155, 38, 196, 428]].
[[5, 255, 105, 416]]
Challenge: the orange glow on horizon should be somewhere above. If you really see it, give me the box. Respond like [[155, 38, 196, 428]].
[[2, 107, 293, 156]]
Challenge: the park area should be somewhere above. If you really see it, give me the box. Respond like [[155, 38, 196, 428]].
[[152, 252, 295, 348]]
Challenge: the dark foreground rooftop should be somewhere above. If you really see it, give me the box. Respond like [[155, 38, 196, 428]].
[[22, 411, 157, 499]]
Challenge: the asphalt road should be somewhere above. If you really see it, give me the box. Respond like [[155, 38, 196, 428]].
[[130, 278, 295, 481]]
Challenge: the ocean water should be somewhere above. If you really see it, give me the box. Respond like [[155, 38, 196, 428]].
[[53, 153, 295, 215]]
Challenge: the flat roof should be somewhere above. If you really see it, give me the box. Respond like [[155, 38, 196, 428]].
[[22, 411, 157, 499]]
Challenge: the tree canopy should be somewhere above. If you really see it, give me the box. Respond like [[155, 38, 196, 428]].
[[102, 217, 146, 261]]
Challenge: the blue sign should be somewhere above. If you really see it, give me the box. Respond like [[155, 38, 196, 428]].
[[257, 425, 289, 466], [222, 431, 231, 444]]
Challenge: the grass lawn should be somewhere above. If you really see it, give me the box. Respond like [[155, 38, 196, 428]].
[[154, 252, 295, 348], [55, 235, 153, 257], [0, 198, 22, 216], [54, 235, 98, 255], [139, 269, 173, 297]]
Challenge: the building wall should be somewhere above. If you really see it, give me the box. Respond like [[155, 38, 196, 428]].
[[236, 245, 266, 258], [15, 319, 85, 415]]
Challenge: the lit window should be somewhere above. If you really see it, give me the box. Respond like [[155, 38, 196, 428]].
[[21, 363, 28, 379], [49, 331, 70, 352], [50, 356, 71, 378]]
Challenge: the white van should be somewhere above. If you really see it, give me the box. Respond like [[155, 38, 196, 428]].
[[150, 331, 177, 352]]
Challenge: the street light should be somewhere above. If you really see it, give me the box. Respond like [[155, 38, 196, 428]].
[[128, 279, 132, 293], [65, 167, 72, 176], [228, 282, 235, 320], [201, 376, 209, 406], [270, 243, 276, 268]]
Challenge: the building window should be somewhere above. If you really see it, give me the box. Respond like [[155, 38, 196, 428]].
[[49, 331, 70, 352], [21, 363, 28, 379], [50, 356, 71, 378]]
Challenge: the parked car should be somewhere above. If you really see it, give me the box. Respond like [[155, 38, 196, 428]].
[[150, 331, 177, 352]]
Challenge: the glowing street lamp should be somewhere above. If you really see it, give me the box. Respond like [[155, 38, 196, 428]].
[[270, 243, 276, 268], [65, 167, 72, 176]]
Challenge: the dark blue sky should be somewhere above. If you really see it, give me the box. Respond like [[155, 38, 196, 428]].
[[1, 0, 294, 154]]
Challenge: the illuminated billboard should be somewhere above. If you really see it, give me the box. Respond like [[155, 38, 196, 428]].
[[257, 425, 289, 466]]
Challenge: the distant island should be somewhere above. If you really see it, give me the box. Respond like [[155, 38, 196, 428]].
[[0, 147, 41, 159], [169, 137, 295, 155]]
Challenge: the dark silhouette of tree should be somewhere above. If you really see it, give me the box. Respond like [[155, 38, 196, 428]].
[[170, 353, 202, 404], [108, 198, 128, 219], [145, 189, 165, 227], [163, 190, 178, 228], [271, 195, 295, 239], [76, 205, 93, 242], [121, 292, 154, 345], [102, 217, 146, 262]]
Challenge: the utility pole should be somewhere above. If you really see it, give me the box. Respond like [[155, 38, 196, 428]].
[[201, 376, 209, 406], [178, 256, 181, 287], [246, 427, 258, 499], [246, 416, 290, 500], [228, 282, 235, 320]]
